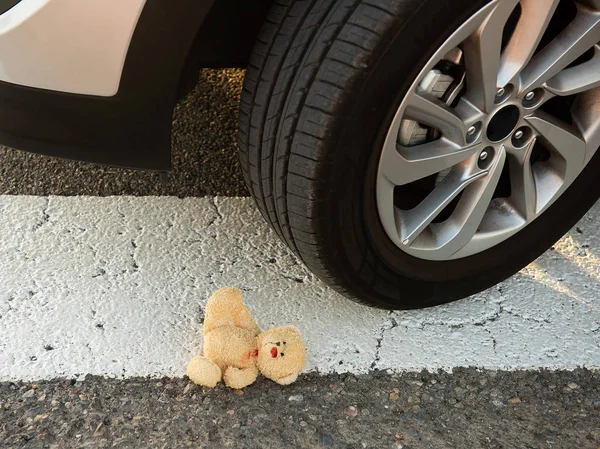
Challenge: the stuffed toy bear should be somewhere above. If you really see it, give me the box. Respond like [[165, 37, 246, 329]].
[[186, 287, 306, 389]]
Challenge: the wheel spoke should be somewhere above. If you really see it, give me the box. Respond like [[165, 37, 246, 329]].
[[520, 9, 600, 94], [508, 140, 538, 220], [380, 139, 483, 186], [462, 0, 520, 112], [571, 86, 600, 163], [405, 92, 468, 145], [400, 167, 487, 244], [525, 112, 586, 182], [497, 0, 561, 87], [432, 146, 507, 258], [545, 45, 600, 96]]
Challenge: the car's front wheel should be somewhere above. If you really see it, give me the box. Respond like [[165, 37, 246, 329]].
[[238, 0, 600, 309]]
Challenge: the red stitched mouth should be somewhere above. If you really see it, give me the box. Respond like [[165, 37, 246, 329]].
[[270, 347, 278, 358]]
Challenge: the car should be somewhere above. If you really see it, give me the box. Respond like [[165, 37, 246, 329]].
[[2, 0, 599, 309]]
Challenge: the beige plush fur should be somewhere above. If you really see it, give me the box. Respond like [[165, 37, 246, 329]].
[[186, 287, 306, 389]]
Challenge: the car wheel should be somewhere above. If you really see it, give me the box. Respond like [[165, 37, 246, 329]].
[[238, 0, 600, 309]]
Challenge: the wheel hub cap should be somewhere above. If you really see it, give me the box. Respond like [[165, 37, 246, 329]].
[[487, 105, 520, 142]]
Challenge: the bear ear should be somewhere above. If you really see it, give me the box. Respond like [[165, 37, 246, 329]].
[[276, 325, 303, 339], [274, 373, 298, 385]]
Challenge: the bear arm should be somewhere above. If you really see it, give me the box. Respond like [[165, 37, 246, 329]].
[[223, 366, 259, 389]]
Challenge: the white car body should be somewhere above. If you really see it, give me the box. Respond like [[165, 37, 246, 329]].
[[0, 0, 147, 96]]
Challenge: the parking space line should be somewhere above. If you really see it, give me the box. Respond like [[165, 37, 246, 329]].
[[0, 195, 598, 381]]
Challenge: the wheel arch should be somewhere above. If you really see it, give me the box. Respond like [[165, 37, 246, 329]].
[[0, 0, 274, 170]]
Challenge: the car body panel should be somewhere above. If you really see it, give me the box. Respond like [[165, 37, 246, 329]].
[[0, 0, 147, 96]]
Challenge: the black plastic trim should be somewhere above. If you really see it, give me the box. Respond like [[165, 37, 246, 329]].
[[0, 0, 215, 170], [0, 0, 20, 15], [192, 0, 272, 68]]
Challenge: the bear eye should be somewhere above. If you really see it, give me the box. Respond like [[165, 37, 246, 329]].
[[281, 353, 285, 357], [283, 341, 287, 345]]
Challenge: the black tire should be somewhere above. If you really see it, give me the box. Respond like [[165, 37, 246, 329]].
[[238, 0, 600, 309]]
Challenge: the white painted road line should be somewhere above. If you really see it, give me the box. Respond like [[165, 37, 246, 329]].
[[0, 196, 598, 381]]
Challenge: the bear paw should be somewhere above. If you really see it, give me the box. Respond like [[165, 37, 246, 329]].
[[186, 356, 222, 388], [223, 366, 259, 389]]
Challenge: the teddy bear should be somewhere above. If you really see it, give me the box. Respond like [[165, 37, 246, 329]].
[[186, 287, 306, 389]]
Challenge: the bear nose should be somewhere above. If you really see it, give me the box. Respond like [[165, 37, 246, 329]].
[[270, 347, 278, 358]]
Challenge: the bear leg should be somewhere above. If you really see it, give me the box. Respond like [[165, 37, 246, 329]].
[[223, 366, 259, 389], [203, 287, 260, 335], [186, 356, 222, 388]]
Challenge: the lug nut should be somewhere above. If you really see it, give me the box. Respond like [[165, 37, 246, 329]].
[[494, 85, 514, 104], [525, 91, 535, 101], [478, 147, 494, 168], [467, 122, 482, 143], [514, 130, 524, 140]]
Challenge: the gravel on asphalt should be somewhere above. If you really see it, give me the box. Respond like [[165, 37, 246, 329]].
[[1, 369, 599, 449], [0, 69, 249, 198]]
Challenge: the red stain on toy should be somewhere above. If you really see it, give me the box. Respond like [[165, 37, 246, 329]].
[[245, 349, 260, 361], [270, 347, 278, 358]]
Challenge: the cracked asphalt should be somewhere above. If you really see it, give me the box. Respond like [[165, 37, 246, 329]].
[[3, 195, 598, 380], [0, 69, 599, 448]]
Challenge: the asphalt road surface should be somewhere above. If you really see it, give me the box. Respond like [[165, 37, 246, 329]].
[[2, 370, 599, 449], [0, 69, 599, 449]]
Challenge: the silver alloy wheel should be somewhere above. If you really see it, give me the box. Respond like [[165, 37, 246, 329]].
[[376, 0, 600, 261]]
